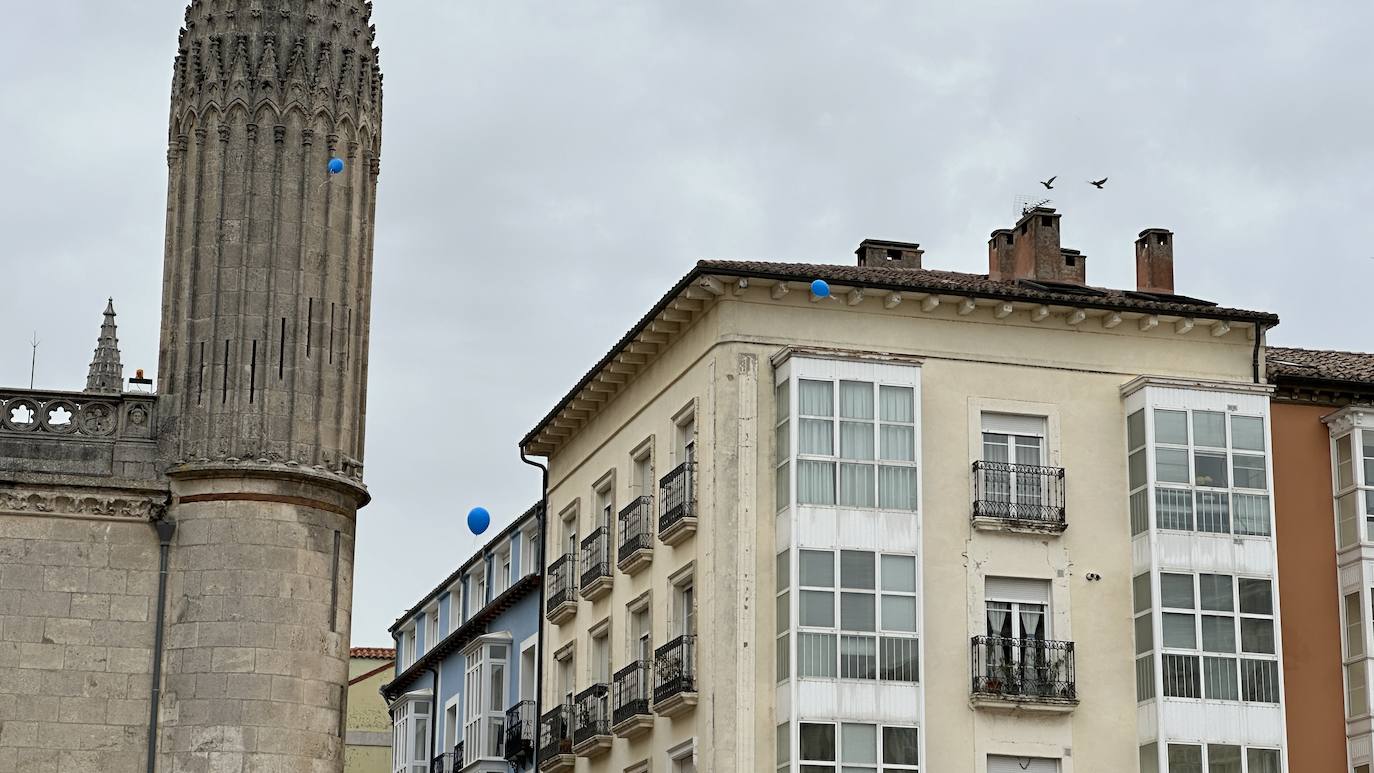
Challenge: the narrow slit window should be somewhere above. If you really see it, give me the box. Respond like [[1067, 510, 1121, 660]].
[[278, 317, 286, 379], [221, 339, 230, 403], [249, 340, 257, 403], [196, 341, 206, 405], [306, 298, 314, 357]]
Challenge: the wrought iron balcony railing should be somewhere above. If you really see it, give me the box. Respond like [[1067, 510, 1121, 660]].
[[659, 461, 695, 536], [653, 634, 697, 704], [430, 753, 449, 773], [579, 527, 611, 588], [617, 495, 654, 562], [970, 635, 1077, 702], [546, 553, 576, 612], [537, 703, 573, 762], [573, 684, 611, 746], [504, 699, 535, 763], [972, 461, 1066, 528], [612, 660, 652, 726]]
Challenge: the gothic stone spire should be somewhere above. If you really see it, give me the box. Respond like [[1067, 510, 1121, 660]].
[[85, 298, 123, 394]]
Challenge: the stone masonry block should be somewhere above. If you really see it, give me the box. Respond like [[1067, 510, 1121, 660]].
[[42, 567, 89, 594], [211, 647, 255, 674], [62, 645, 109, 672], [69, 594, 111, 621], [19, 643, 65, 670], [58, 696, 109, 725], [43, 618, 92, 646], [0, 566, 45, 592], [109, 595, 149, 622]]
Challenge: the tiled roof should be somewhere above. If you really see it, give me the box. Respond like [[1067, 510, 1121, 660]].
[[1267, 346, 1374, 386], [699, 260, 1279, 323], [350, 647, 395, 660], [520, 258, 1280, 451]]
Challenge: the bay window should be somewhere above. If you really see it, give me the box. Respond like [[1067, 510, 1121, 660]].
[[1144, 409, 1271, 537], [792, 549, 918, 683], [391, 698, 430, 773], [795, 722, 919, 772], [791, 379, 917, 511], [463, 639, 510, 763], [1156, 572, 1278, 703]]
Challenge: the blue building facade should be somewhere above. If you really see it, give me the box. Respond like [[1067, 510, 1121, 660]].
[[383, 504, 543, 773]]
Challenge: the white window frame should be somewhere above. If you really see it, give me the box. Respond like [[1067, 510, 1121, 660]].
[[590, 618, 612, 685], [555, 643, 576, 708], [631, 438, 655, 499], [1159, 742, 1282, 773], [1156, 571, 1279, 704], [462, 635, 511, 764], [446, 585, 461, 635], [789, 378, 918, 511], [468, 565, 487, 619], [442, 693, 461, 758], [793, 721, 920, 772], [493, 544, 512, 597], [424, 607, 440, 653], [521, 524, 539, 580], [391, 695, 431, 773], [1147, 407, 1272, 537], [792, 549, 920, 683]]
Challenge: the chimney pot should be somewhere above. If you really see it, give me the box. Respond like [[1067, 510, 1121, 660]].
[[856, 239, 923, 270], [1136, 228, 1175, 294]]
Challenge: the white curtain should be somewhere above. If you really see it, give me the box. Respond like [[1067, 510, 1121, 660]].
[[879, 385, 913, 423], [797, 461, 835, 505], [798, 419, 833, 455], [839, 421, 873, 460], [838, 381, 873, 419], [878, 466, 916, 511], [799, 380, 833, 416], [838, 463, 875, 507], [880, 424, 914, 461]]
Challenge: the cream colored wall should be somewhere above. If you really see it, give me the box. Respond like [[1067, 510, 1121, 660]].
[[346, 657, 394, 773], [540, 280, 1258, 772]]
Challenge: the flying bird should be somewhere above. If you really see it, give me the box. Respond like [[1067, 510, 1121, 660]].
[[1089, 177, 1108, 189], [1040, 176, 1056, 190]]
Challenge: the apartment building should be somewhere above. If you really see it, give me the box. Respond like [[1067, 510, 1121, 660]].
[[349, 648, 399, 773], [519, 208, 1289, 772], [1269, 348, 1374, 772], [383, 505, 543, 773]]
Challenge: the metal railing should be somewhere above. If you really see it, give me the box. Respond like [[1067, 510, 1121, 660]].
[[970, 636, 1076, 701], [972, 461, 1066, 526], [430, 753, 449, 773], [579, 527, 611, 588], [654, 635, 697, 703], [537, 703, 573, 762], [659, 461, 695, 535], [504, 699, 536, 763], [546, 553, 576, 613], [573, 684, 611, 746], [612, 660, 652, 726], [617, 496, 654, 562]]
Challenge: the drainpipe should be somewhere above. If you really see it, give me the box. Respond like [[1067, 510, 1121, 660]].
[[145, 515, 176, 773], [520, 449, 549, 770], [1252, 322, 1266, 384], [429, 667, 440, 766]]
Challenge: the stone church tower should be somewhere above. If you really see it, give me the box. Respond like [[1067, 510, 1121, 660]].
[[155, 0, 383, 770], [0, 2, 382, 771]]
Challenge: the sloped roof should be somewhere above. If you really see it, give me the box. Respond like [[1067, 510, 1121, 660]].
[[350, 647, 395, 660], [1268, 346, 1374, 386]]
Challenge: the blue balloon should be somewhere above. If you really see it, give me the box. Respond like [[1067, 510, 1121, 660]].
[[811, 279, 831, 298], [328, 157, 345, 175], [467, 506, 491, 535]]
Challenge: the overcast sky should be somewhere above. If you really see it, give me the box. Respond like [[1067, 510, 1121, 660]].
[[1, 1, 1371, 645]]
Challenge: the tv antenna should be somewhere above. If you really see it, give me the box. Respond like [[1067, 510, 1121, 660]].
[[28, 331, 39, 389], [1012, 195, 1053, 219]]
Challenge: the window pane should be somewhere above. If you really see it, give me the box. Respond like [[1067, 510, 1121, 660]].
[[799, 722, 837, 761], [1349, 661, 1369, 715], [1240, 619, 1274, 654], [839, 381, 873, 420], [838, 464, 876, 507], [799, 419, 835, 455], [776, 461, 790, 511], [1230, 416, 1265, 452], [776, 422, 790, 467], [1155, 410, 1189, 445], [1240, 659, 1280, 703], [878, 466, 918, 511], [1203, 656, 1238, 700], [1135, 614, 1153, 655], [1337, 435, 1355, 490], [1206, 744, 1241, 773], [881, 596, 917, 632], [1136, 655, 1155, 700], [881, 555, 916, 593], [1194, 452, 1228, 488], [1128, 410, 1146, 451], [838, 634, 876, 679], [777, 723, 790, 764], [798, 461, 836, 505], [840, 593, 875, 631], [841, 723, 877, 763], [1133, 573, 1152, 614], [881, 727, 919, 765], [776, 633, 789, 681], [797, 633, 837, 678], [1246, 749, 1280, 773], [840, 422, 874, 460], [1129, 450, 1147, 490], [1199, 575, 1234, 611], [1232, 455, 1266, 490], [1156, 448, 1190, 484], [1238, 579, 1272, 615], [879, 637, 919, 682], [879, 424, 915, 461], [879, 386, 913, 423], [1162, 613, 1197, 648], [1161, 574, 1195, 609], [777, 551, 790, 593], [1156, 488, 1193, 531], [1233, 493, 1271, 536], [1193, 411, 1226, 448], [800, 550, 834, 586], [840, 551, 875, 589], [1347, 593, 1365, 657], [1195, 491, 1231, 534], [1200, 616, 1235, 652], [800, 591, 835, 628], [775, 381, 790, 425], [799, 381, 833, 417], [1167, 744, 1202, 773], [777, 592, 789, 630]]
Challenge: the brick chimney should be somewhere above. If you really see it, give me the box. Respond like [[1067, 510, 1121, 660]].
[[1135, 228, 1174, 294], [1058, 248, 1087, 284], [988, 207, 1085, 284], [988, 229, 1016, 280], [856, 239, 924, 270]]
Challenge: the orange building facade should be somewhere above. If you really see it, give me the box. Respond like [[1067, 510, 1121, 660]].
[[1270, 348, 1374, 773]]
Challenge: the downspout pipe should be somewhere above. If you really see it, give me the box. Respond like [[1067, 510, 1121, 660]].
[[145, 516, 176, 773], [1252, 322, 1267, 384], [520, 449, 550, 770], [428, 667, 439, 765]]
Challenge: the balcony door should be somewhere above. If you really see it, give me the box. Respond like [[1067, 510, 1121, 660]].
[[981, 413, 1047, 511], [984, 577, 1051, 691]]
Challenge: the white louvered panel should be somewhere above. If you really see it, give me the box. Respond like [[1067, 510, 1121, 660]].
[[1239, 704, 1284, 746], [987, 755, 1060, 773], [982, 412, 1048, 437], [835, 510, 882, 550], [1137, 701, 1158, 742], [984, 576, 1050, 604], [1133, 535, 1153, 575], [1161, 699, 1284, 745], [878, 510, 920, 553], [1145, 385, 1269, 416]]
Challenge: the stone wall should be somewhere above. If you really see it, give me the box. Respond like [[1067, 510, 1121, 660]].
[[0, 512, 160, 773]]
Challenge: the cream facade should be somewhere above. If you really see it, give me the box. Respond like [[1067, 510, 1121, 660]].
[[522, 215, 1289, 772], [348, 650, 397, 773]]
